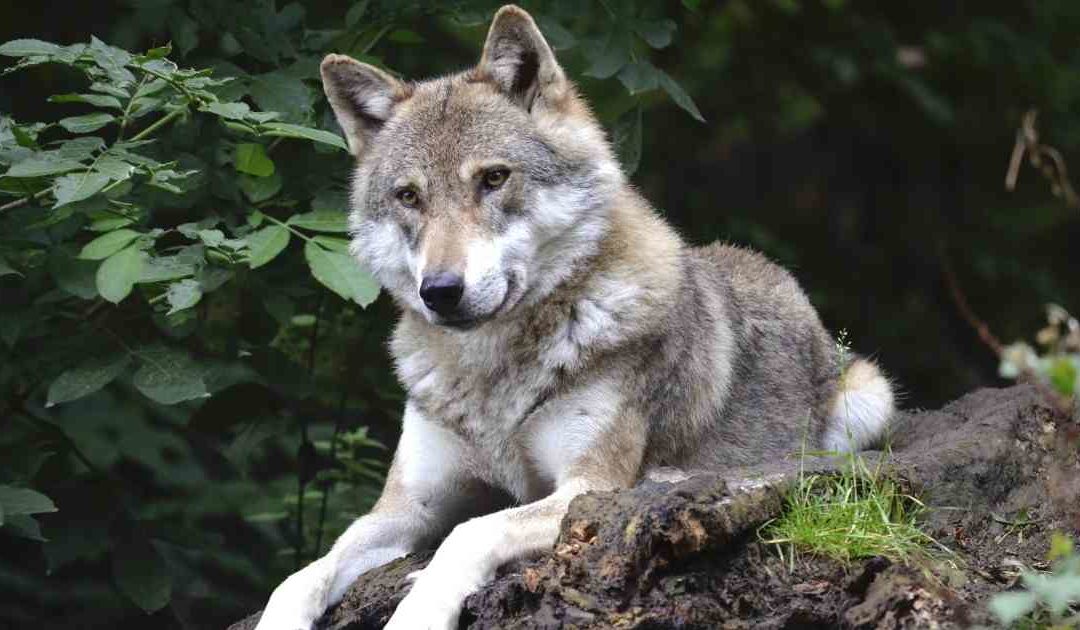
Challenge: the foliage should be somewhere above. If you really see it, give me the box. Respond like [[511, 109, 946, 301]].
[[760, 448, 936, 567], [0, 1, 704, 626], [1000, 304, 1080, 399], [990, 533, 1080, 629]]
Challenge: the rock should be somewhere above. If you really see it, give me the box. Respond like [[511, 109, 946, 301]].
[[230, 385, 1079, 629]]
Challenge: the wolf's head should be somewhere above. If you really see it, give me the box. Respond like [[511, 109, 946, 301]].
[[321, 5, 623, 329]]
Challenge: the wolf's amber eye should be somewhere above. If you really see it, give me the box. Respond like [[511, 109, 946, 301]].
[[397, 188, 419, 208], [482, 168, 510, 190]]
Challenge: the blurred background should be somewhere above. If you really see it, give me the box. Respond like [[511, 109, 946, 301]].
[[0, 1, 1076, 628]]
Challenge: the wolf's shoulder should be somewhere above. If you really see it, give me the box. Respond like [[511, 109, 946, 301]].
[[689, 242, 814, 313], [691, 242, 795, 285]]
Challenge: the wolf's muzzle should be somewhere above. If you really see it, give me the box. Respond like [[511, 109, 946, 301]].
[[419, 272, 465, 316]]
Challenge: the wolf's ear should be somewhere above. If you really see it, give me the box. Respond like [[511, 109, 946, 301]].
[[478, 5, 568, 112], [320, 54, 407, 157]]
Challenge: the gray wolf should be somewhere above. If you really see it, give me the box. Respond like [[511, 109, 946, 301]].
[[254, 5, 895, 629]]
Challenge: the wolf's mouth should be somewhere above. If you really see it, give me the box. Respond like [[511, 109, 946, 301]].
[[435, 275, 521, 331]]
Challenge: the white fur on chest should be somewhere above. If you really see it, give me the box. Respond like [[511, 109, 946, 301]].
[[394, 320, 626, 499], [525, 377, 620, 485]]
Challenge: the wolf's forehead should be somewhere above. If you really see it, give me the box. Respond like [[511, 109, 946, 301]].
[[383, 79, 527, 158]]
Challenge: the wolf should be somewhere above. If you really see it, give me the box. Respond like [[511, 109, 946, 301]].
[[254, 5, 895, 629]]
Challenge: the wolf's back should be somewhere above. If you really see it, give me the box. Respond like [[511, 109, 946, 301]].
[[653, 243, 894, 468]]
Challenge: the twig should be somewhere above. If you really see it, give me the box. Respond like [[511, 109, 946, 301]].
[[939, 243, 1072, 417], [0, 188, 51, 213], [128, 108, 185, 143], [315, 384, 349, 556], [1005, 109, 1079, 208], [294, 295, 325, 569], [940, 249, 1004, 356]]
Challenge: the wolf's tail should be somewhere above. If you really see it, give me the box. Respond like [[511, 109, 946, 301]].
[[822, 357, 895, 452]]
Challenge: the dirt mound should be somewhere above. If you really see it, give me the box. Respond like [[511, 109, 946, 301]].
[[231, 385, 1080, 629]]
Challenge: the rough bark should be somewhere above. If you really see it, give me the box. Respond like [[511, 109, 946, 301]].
[[232, 385, 1080, 629]]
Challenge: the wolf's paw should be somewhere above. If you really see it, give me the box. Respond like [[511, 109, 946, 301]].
[[253, 614, 311, 630], [384, 566, 478, 630], [384, 588, 461, 630]]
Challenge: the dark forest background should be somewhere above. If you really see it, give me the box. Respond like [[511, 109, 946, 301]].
[[0, 1, 1077, 628]]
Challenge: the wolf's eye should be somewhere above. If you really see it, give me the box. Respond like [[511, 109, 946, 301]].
[[482, 168, 510, 190], [396, 188, 419, 208]]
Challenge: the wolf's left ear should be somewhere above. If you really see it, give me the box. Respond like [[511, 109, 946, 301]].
[[321, 54, 407, 157], [478, 5, 568, 112]]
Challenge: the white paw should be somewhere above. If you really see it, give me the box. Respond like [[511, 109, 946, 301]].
[[384, 590, 461, 630], [253, 614, 311, 630], [384, 570, 476, 630]]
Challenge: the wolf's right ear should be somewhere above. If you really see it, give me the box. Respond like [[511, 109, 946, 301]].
[[320, 54, 407, 157], [478, 5, 568, 113]]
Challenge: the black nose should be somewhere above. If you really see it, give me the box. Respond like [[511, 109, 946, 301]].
[[419, 273, 465, 316]]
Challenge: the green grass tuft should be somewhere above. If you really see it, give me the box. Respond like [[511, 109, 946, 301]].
[[760, 448, 935, 567]]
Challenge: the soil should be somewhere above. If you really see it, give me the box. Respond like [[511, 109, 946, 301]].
[[231, 385, 1080, 629]]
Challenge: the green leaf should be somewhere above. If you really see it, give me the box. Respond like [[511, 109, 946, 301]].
[[312, 188, 349, 213], [311, 235, 349, 252], [249, 71, 315, 123], [165, 279, 202, 315], [139, 256, 196, 283], [288, 210, 348, 233], [304, 240, 380, 307], [345, 0, 370, 26], [896, 75, 953, 126], [234, 143, 275, 177], [238, 171, 282, 203], [79, 229, 141, 260], [171, 15, 199, 56], [46, 353, 131, 406], [258, 122, 348, 151], [96, 246, 146, 303], [0, 39, 63, 57], [0, 256, 21, 277], [87, 36, 135, 86], [92, 155, 136, 181], [0, 486, 57, 517], [91, 82, 130, 99], [6, 154, 86, 178], [54, 172, 111, 208], [202, 101, 251, 120], [584, 34, 630, 79], [658, 69, 706, 123], [58, 112, 115, 134], [112, 539, 172, 614], [132, 345, 208, 404], [0, 309, 31, 348], [634, 19, 677, 49], [536, 16, 576, 50], [989, 591, 1037, 625], [3, 514, 46, 541], [1045, 357, 1077, 396], [48, 93, 123, 109], [197, 229, 225, 247], [247, 224, 290, 268], [617, 61, 659, 95], [1049, 531, 1075, 562], [56, 137, 106, 159], [143, 43, 172, 59], [49, 253, 98, 298], [388, 29, 424, 44]]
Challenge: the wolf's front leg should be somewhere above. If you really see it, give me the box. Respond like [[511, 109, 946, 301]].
[[383, 477, 610, 630], [255, 404, 489, 630]]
